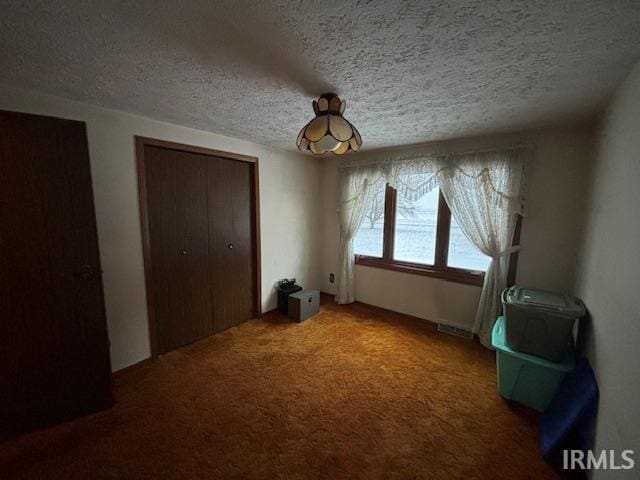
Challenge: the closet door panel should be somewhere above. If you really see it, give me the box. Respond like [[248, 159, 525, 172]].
[[145, 147, 213, 353], [207, 158, 255, 332], [207, 157, 235, 333], [229, 160, 256, 323]]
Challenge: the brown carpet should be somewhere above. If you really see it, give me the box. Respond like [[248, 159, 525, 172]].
[[0, 299, 559, 479]]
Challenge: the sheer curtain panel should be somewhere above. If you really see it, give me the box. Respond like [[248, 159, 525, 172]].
[[438, 148, 527, 347], [335, 165, 386, 304]]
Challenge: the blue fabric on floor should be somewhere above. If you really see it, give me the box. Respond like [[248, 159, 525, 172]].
[[540, 357, 599, 469]]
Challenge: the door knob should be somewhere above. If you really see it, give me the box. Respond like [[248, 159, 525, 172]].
[[227, 244, 234, 250], [181, 249, 188, 255]]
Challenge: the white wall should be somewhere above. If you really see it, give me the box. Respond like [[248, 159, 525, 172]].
[[0, 85, 322, 371], [575, 62, 640, 478], [320, 126, 595, 330]]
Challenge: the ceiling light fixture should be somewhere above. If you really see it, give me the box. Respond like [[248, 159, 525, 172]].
[[296, 93, 362, 155]]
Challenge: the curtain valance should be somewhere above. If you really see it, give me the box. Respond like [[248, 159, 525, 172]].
[[338, 145, 528, 211]]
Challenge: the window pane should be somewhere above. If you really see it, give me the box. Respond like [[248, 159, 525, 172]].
[[447, 215, 491, 271], [393, 188, 439, 265], [354, 180, 385, 257]]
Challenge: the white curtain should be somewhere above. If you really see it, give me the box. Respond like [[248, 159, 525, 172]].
[[438, 149, 526, 347], [335, 165, 386, 304], [336, 146, 527, 347]]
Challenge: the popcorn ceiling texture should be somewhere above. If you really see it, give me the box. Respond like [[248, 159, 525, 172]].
[[1, 0, 640, 151]]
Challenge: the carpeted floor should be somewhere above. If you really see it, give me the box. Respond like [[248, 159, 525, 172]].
[[0, 299, 559, 479]]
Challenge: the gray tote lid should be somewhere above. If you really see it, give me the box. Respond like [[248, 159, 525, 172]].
[[505, 286, 585, 316]]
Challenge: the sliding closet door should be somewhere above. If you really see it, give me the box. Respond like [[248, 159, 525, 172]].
[[0, 110, 112, 441], [208, 158, 256, 332], [228, 160, 256, 323], [144, 146, 213, 354], [140, 139, 258, 355]]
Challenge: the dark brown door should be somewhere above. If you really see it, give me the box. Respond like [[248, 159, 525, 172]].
[[144, 146, 213, 354], [208, 158, 255, 332], [0, 110, 112, 441], [142, 144, 256, 353]]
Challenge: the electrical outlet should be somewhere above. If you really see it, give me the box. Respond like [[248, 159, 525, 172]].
[[329, 273, 335, 283]]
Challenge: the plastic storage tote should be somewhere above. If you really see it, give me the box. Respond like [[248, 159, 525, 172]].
[[502, 286, 585, 362], [492, 316, 574, 412]]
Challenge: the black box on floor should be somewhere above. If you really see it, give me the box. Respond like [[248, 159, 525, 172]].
[[277, 282, 302, 315]]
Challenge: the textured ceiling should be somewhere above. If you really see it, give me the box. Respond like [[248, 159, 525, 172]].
[[2, 1, 640, 151]]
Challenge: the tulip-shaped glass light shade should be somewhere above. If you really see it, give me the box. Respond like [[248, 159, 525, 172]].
[[296, 93, 362, 155]]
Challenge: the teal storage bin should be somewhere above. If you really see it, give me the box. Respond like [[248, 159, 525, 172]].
[[492, 316, 574, 411]]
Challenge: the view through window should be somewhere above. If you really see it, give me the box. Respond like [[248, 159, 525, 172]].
[[393, 188, 439, 265], [354, 182, 495, 284]]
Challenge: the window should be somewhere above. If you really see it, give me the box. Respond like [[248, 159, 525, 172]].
[[355, 183, 519, 286]]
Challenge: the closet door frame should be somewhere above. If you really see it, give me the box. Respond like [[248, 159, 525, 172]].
[[135, 136, 261, 358]]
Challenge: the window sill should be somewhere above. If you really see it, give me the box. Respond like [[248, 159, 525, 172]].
[[355, 255, 485, 287]]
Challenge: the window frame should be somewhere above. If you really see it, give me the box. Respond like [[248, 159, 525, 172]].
[[355, 184, 521, 287]]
